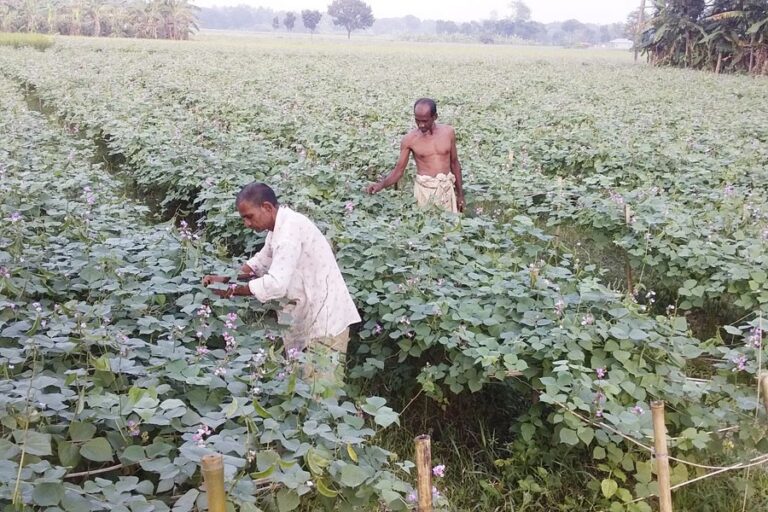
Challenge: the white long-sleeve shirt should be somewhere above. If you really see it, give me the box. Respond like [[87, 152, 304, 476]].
[[246, 206, 361, 351]]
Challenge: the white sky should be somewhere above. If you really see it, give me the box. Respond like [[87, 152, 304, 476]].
[[193, 1, 640, 25]]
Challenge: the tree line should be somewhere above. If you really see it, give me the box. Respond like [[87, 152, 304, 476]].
[[0, 0, 199, 40], [640, 0, 768, 74], [201, 1, 628, 46]]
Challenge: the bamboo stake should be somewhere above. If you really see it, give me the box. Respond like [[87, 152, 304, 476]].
[[759, 372, 768, 415], [624, 204, 634, 295], [651, 401, 673, 512], [201, 453, 227, 512], [415, 435, 433, 512]]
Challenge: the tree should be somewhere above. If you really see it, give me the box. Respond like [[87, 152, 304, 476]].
[[283, 11, 296, 31], [272, 15, 279, 30], [301, 9, 322, 34], [509, 1, 531, 23], [327, 0, 374, 39]]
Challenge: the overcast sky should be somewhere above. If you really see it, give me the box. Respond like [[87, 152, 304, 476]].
[[193, 1, 640, 25]]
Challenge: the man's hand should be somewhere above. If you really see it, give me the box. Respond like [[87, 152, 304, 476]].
[[366, 183, 382, 195], [212, 283, 250, 299], [457, 194, 465, 213], [202, 275, 229, 287]]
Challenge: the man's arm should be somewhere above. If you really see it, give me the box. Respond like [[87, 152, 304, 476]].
[[449, 128, 465, 212], [216, 238, 300, 300], [203, 243, 272, 288], [366, 138, 411, 194]]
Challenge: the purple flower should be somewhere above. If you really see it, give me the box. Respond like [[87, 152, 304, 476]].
[[373, 323, 383, 335], [344, 202, 355, 213], [214, 366, 226, 376], [554, 298, 565, 317], [748, 328, 763, 349], [83, 186, 96, 205], [196, 305, 211, 318], [581, 314, 594, 326], [127, 420, 141, 437], [286, 347, 301, 361], [596, 367, 606, 379], [431, 486, 441, 499], [596, 409, 603, 418], [9, 212, 22, 223], [406, 491, 417, 503], [0, 267, 10, 279], [632, 405, 644, 415], [731, 354, 748, 372], [196, 346, 209, 356], [223, 331, 236, 347], [192, 424, 212, 446], [432, 464, 446, 478], [225, 312, 238, 330]]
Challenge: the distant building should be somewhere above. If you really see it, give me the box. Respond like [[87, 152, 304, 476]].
[[608, 38, 633, 50]]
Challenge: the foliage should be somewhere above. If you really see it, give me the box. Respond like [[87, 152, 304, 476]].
[[284, 12, 297, 32], [1, 36, 768, 511], [0, 31, 52, 50], [0, 74, 410, 510], [302, 10, 323, 34], [643, 0, 768, 74], [0, 0, 199, 40], [327, 0, 375, 39]]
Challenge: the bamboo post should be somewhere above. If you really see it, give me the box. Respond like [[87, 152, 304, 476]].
[[651, 401, 673, 512], [624, 204, 635, 295], [759, 372, 768, 415], [201, 453, 227, 512], [415, 435, 433, 512]]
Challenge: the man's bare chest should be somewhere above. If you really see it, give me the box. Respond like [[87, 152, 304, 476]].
[[411, 138, 451, 159]]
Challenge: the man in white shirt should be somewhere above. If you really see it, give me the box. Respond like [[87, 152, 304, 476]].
[[202, 183, 361, 383]]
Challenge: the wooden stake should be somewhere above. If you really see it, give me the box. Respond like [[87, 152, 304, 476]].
[[651, 401, 673, 512], [415, 435, 433, 512], [759, 372, 768, 415], [201, 453, 227, 512]]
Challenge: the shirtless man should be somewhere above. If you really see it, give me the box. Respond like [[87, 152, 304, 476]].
[[366, 98, 464, 213]]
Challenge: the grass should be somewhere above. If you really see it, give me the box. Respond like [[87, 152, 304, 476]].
[[0, 31, 54, 50]]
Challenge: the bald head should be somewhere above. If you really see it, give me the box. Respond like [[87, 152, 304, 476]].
[[414, 98, 437, 117]]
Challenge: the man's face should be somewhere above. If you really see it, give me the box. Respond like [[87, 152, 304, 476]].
[[414, 104, 436, 134], [237, 200, 273, 232]]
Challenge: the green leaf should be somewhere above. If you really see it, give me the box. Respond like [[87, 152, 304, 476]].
[[32, 482, 65, 506], [521, 423, 536, 442], [173, 489, 199, 512], [373, 406, 399, 428], [593, 446, 606, 460], [577, 427, 594, 446], [121, 445, 146, 463], [13, 430, 52, 456], [58, 440, 81, 467], [601, 478, 618, 498], [340, 464, 372, 487], [559, 428, 579, 446], [69, 422, 97, 442], [276, 488, 300, 512], [80, 437, 114, 462]]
